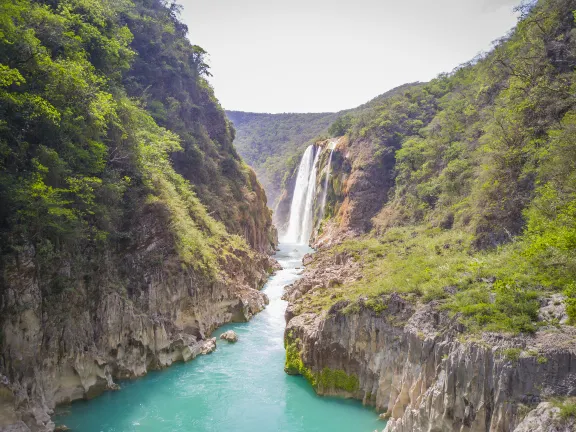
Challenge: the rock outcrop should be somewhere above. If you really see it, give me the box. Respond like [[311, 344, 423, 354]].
[[0, 201, 276, 432], [284, 256, 576, 432], [220, 330, 239, 343], [512, 402, 576, 432]]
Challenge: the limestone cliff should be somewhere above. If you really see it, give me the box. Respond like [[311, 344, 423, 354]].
[[0, 193, 275, 432], [283, 252, 576, 432]]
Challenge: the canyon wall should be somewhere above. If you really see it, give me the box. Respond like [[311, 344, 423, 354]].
[[0, 1, 277, 431], [0, 188, 276, 432], [284, 253, 576, 432]]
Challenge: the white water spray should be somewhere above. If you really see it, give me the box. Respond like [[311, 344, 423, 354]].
[[283, 145, 316, 244], [300, 148, 321, 244]]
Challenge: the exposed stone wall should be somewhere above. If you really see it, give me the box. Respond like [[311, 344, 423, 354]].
[[285, 259, 576, 432], [0, 202, 275, 432]]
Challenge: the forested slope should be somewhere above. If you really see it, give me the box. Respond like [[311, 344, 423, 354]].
[[284, 1, 576, 429], [226, 111, 337, 207], [0, 1, 275, 430], [308, 0, 576, 333], [294, 0, 576, 348]]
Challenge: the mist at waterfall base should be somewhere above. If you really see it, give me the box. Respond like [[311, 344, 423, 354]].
[[53, 245, 382, 432], [283, 143, 334, 245]]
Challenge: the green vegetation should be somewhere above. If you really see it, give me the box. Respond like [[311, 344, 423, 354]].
[[285, 336, 359, 393], [227, 111, 337, 206], [328, 114, 354, 137], [294, 0, 576, 335], [321, 227, 543, 333], [564, 283, 576, 324], [227, 83, 418, 207], [553, 397, 576, 420], [502, 348, 523, 363], [0, 0, 267, 299], [284, 337, 317, 385], [316, 368, 360, 393]]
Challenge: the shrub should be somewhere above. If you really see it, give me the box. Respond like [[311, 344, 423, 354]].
[[502, 348, 522, 363]]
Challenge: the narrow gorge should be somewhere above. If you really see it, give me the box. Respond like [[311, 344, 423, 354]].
[[2, 0, 576, 431], [45, 140, 380, 431]]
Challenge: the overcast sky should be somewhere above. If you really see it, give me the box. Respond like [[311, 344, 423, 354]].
[[178, 0, 521, 113]]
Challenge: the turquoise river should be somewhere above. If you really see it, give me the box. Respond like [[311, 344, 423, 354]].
[[54, 244, 383, 432]]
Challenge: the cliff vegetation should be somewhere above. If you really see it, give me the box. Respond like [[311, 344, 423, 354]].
[[0, 1, 276, 430], [299, 0, 576, 335]]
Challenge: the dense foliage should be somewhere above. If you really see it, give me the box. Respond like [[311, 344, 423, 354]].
[[305, 0, 576, 334], [0, 0, 269, 295]]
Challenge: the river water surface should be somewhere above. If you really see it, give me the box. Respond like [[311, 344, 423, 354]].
[[54, 244, 382, 432]]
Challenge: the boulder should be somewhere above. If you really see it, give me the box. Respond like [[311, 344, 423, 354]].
[[513, 402, 576, 432], [219, 330, 239, 343]]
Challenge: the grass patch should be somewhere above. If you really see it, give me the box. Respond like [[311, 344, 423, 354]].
[[329, 226, 475, 299], [299, 225, 570, 334], [502, 348, 522, 363], [553, 397, 576, 420]]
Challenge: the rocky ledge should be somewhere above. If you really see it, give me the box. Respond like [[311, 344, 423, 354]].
[[283, 252, 576, 432], [0, 204, 278, 432]]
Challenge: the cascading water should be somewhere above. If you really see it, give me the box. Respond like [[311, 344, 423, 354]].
[[283, 141, 336, 245], [319, 139, 336, 220], [300, 148, 322, 244], [283, 145, 316, 244]]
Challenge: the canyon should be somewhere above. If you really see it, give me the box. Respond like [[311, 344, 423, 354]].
[[2, 0, 576, 431]]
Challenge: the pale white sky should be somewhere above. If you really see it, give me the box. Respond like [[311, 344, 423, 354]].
[[179, 0, 521, 113]]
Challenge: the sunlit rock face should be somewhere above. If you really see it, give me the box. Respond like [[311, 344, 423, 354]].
[[284, 250, 576, 432]]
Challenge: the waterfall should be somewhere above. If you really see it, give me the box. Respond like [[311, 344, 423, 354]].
[[283, 141, 337, 245], [300, 148, 322, 244], [283, 145, 316, 244], [319, 139, 336, 220]]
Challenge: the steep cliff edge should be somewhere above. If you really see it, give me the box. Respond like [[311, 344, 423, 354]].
[[0, 1, 276, 431], [0, 201, 274, 432], [281, 4, 576, 427], [284, 251, 576, 432]]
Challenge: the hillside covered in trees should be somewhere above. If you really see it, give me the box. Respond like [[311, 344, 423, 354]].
[[281, 2, 576, 429], [298, 0, 576, 335], [0, 0, 276, 429], [227, 84, 417, 208], [226, 111, 337, 207]]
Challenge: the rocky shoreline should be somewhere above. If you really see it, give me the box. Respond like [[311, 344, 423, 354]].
[[283, 249, 576, 432], [0, 231, 277, 432]]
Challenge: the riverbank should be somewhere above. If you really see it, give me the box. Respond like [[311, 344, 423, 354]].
[[52, 244, 381, 432], [283, 244, 576, 432]]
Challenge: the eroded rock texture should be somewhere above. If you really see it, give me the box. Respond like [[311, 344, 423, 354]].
[[285, 257, 576, 432], [0, 203, 275, 432]]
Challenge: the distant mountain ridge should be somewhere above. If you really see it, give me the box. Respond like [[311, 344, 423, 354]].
[[226, 83, 420, 208]]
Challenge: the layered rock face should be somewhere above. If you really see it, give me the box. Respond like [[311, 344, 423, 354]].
[[513, 402, 576, 432], [0, 202, 275, 432], [328, 139, 393, 236], [284, 256, 576, 432]]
